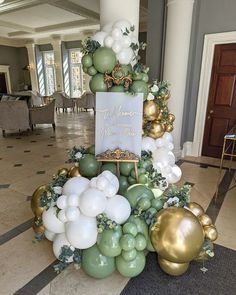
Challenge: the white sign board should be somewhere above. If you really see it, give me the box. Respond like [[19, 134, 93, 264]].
[[95, 92, 143, 157]]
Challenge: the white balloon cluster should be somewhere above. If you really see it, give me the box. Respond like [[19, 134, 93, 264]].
[[92, 19, 138, 65], [42, 171, 131, 260], [142, 133, 182, 184]]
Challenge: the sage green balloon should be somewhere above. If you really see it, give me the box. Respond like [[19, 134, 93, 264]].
[[83, 66, 88, 73], [109, 85, 125, 92], [87, 66, 97, 76], [121, 64, 132, 76], [151, 198, 164, 211], [97, 228, 122, 257], [82, 54, 93, 68], [101, 163, 117, 175], [86, 144, 95, 155], [89, 73, 107, 94], [82, 245, 116, 279], [146, 236, 156, 252], [116, 251, 146, 277], [124, 184, 154, 208], [127, 215, 148, 240], [122, 249, 137, 261], [79, 154, 98, 177], [118, 176, 129, 195], [130, 80, 149, 100], [132, 72, 143, 81], [120, 234, 136, 251], [135, 234, 147, 251], [123, 222, 138, 237], [93, 47, 117, 74], [142, 73, 149, 83]]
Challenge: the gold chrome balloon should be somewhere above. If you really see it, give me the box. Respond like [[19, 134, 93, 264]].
[[148, 121, 165, 139], [168, 113, 175, 123], [204, 225, 218, 241], [165, 124, 173, 132], [31, 185, 47, 216], [188, 202, 205, 217], [143, 101, 159, 121], [68, 166, 81, 177], [158, 256, 189, 276], [157, 112, 163, 121], [33, 223, 45, 235], [151, 207, 204, 263], [57, 167, 69, 177], [199, 214, 212, 227]]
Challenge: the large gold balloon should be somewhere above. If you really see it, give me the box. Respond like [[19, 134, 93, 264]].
[[68, 166, 81, 177], [204, 225, 218, 241], [158, 256, 189, 276], [57, 167, 69, 177], [148, 121, 165, 139], [188, 202, 205, 217], [143, 101, 159, 121], [199, 214, 212, 227], [151, 207, 204, 263], [31, 185, 47, 216]]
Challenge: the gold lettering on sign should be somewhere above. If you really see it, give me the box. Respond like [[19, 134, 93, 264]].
[[96, 105, 141, 120]]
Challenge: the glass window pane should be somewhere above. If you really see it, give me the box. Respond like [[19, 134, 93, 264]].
[[71, 65, 82, 97], [70, 50, 82, 64], [43, 51, 56, 96]]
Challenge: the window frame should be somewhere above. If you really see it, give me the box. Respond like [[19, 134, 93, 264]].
[[42, 50, 56, 96]]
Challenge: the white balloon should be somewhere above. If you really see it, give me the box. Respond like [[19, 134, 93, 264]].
[[53, 233, 74, 262], [58, 209, 68, 223], [92, 31, 108, 46], [165, 142, 174, 151], [42, 207, 65, 233], [56, 195, 68, 210], [101, 171, 119, 190], [90, 177, 98, 188], [66, 215, 97, 249], [102, 22, 113, 33], [142, 137, 156, 152], [117, 47, 134, 65], [111, 27, 122, 40], [79, 188, 107, 217], [112, 41, 122, 54], [44, 230, 56, 241], [162, 132, 173, 143], [156, 138, 164, 148], [113, 19, 132, 34], [104, 35, 114, 48], [167, 165, 182, 184], [104, 195, 131, 224], [96, 175, 110, 191], [67, 194, 80, 207], [168, 151, 176, 166], [162, 165, 172, 175], [62, 176, 89, 196], [65, 207, 80, 221], [104, 183, 118, 198], [153, 148, 175, 168], [121, 36, 131, 48]]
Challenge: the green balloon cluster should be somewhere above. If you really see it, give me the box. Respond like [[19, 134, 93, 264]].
[[79, 153, 98, 178]]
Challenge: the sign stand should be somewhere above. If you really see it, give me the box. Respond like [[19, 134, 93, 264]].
[[96, 148, 139, 182]]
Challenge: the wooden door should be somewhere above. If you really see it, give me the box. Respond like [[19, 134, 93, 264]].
[[202, 43, 236, 158], [0, 73, 7, 93]]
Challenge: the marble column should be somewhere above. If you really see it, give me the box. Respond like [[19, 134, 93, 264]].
[[25, 43, 39, 92], [51, 38, 64, 92], [163, 0, 195, 158], [100, 0, 140, 39]]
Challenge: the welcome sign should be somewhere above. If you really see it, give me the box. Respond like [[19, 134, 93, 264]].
[[95, 92, 143, 157]]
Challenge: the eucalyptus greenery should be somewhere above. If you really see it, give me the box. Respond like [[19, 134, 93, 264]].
[[163, 184, 191, 208], [97, 213, 118, 233], [81, 38, 101, 55], [67, 146, 87, 164]]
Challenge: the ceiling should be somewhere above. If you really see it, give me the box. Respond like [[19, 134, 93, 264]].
[[0, 0, 148, 46]]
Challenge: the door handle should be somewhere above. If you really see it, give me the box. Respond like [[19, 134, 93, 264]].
[[209, 110, 214, 114]]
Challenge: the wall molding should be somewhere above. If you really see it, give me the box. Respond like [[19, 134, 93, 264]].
[[0, 65, 12, 93], [183, 31, 236, 157]]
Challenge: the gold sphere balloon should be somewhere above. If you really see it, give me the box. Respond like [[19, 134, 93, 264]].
[[158, 256, 189, 276], [68, 166, 81, 177], [31, 185, 47, 216], [151, 207, 204, 263], [143, 101, 159, 121], [168, 113, 175, 123], [148, 121, 165, 139], [57, 167, 69, 177], [33, 223, 45, 235], [188, 202, 205, 217], [163, 93, 170, 101], [157, 112, 163, 121], [199, 214, 212, 227], [165, 124, 173, 132], [204, 225, 218, 241]]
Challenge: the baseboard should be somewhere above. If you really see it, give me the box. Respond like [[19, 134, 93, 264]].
[[182, 141, 201, 157]]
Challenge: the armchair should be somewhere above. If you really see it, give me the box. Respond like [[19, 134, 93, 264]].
[[29, 100, 55, 131], [53, 91, 75, 112], [76, 92, 95, 112]]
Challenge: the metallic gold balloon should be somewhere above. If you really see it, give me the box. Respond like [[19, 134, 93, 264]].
[[163, 93, 170, 101], [199, 214, 212, 227], [157, 112, 163, 121], [204, 225, 218, 241], [151, 207, 204, 263], [143, 101, 159, 121], [148, 121, 165, 139], [165, 124, 173, 132], [33, 223, 45, 235], [168, 113, 175, 123], [31, 185, 47, 216], [188, 202, 205, 217], [57, 167, 69, 177], [68, 166, 81, 177], [158, 256, 189, 276]]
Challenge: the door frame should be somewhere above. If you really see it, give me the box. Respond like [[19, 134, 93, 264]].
[[186, 31, 236, 157], [0, 65, 11, 93]]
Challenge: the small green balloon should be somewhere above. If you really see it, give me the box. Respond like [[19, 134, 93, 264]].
[[130, 167, 146, 179], [83, 66, 88, 73], [79, 154, 98, 177], [127, 215, 149, 240], [146, 236, 156, 252], [132, 72, 143, 81], [93, 47, 117, 74], [116, 251, 146, 277], [86, 144, 95, 155], [130, 80, 149, 100], [138, 159, 152, 170], [89, 73, 107, 94], [120, 234, 136, 251], [122, 249, 137, 261], [123, 222, 138, 237], [128, 176, 137, 185], [82, 245, 116, 279], [82, 54, 93, 68], [125, 185, 154, 208], [135, 234, 147, 251], [120, 162, 135, 177], [121, 64, 132, 76], [137, 198, 151, 210], [110, 85, 125, 92], [118, 176, 129, 195], [101, 163, 117, 175], [97, 229, 122, 257], [87, 66, 97, 76], [151, 198, 164, 211], [138, 174, 148, 185], [142, 73, 149, 83]]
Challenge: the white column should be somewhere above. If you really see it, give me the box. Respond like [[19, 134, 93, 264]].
[[100, 0, 140, 39], [25, 43, 39, 92], [163, 0, 194, 158], [51, 38, 64, 92]]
